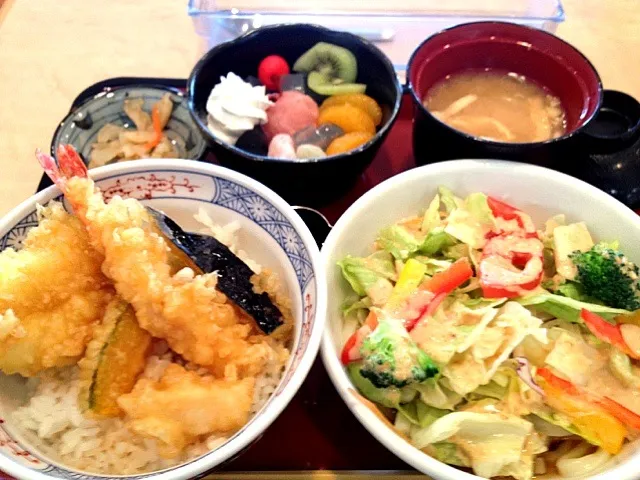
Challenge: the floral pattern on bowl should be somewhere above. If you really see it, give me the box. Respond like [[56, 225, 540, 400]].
[[51, 86, 208, 167], [0, 160, 323, 480]]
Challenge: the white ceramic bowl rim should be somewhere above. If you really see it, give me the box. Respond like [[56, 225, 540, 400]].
[[0, 159, 326, 480], [321, 159, 640, 480]]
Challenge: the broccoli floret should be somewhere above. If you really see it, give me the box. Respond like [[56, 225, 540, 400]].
[[570, 243, 640, 310], [359, 318, 439, 388]]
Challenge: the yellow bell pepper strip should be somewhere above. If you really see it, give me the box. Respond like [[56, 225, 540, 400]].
[[537, 367, 627, 454], [538, 367, 640, 453], [341, 259, 426, 365], [538, 367, 640, 429], [341, 258, 473, 364], [580, 309, 640, 359], [144, 104, 163, 150], [386, 259, 428, 310]]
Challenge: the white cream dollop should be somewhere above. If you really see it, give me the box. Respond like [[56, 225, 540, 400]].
[[205, 72, 273, 145]]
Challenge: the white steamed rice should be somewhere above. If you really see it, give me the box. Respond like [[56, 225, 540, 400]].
[[11, 215, 290, 474]]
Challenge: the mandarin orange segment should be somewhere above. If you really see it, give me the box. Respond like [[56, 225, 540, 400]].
[[317, 104, 376, 135], [320, 94, 383, 126], [326, 132, 375, 156]]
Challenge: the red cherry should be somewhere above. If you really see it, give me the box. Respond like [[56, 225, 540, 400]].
[[258, 55, 290, 91]]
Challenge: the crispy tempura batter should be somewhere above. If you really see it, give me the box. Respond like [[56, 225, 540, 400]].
[[117, 363, 254, 458], [38, 145, 289, 379], [0, 203, 112, 376]]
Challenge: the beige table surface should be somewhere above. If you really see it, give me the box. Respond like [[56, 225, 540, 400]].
[[0, 0, 639, 218]]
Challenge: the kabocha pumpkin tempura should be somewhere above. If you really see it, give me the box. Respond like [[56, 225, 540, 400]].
[[0, 145, 293, 474]]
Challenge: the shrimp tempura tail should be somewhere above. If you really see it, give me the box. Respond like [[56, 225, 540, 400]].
[[36, 145, 106, 234]]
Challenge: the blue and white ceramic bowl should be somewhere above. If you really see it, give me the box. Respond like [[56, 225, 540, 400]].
[[51, 86, 208, 167], [0, 160, 325, 480]]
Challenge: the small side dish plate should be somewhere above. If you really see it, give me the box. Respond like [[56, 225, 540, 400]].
[[51, 86, 208, 167]]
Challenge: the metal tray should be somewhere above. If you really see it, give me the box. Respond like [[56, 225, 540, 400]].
[[35, 76, 420, 479]]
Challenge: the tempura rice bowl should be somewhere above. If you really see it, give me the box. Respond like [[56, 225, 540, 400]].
[[0, 159, 324, 480], [321, 160, 640, 480]]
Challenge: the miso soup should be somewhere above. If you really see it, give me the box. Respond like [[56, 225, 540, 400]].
[[423, 70, 567, 143]]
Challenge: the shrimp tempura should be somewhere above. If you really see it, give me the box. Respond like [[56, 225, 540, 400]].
[[37, 145, 280, 379], [0, 203, 112, 376]]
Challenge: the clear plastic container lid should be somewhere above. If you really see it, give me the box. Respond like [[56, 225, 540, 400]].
[[189, 0, 564, 78]]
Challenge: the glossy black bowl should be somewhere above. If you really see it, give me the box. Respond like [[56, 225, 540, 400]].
[[187, 24, 402, 206], [408, 22, 603, 171]]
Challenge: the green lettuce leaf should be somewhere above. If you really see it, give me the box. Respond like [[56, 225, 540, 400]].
[[420, 229, 457, 255], [460, 297, 508, 309], [443, 193, 495, 249], [411, 411, 534, 480], [438, 186, 463, 214], [554, 281, 603, 304], [376, 225, 421, 260], [394, 408, 413, 435], [338, 251, 396, 296], [412, 257, 453, 275], [424, 442, 470, 467], [465, 192, 494, 225], [532, 409, 602, 448], [599, 239, 620, 250], [467, 380, 508, 401], [398, 399, 450, 428], [341, 296, 372, 317], [377, 224, 456, 260], [421, 194, 441, 233], [444, 243, 469, 261], [347, 363, 401, 408], [412, 379, 464, 410], [609, 349, 640, 388], [518, 292, 630, 322]]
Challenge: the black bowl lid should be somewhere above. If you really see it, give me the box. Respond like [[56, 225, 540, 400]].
[[578, 90, 640, 208], [582, 90, 640, 151]]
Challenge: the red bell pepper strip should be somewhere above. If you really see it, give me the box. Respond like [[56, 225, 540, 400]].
[[580, 309, 640, 359], [487, 196, 537, 236], [405, 292, 448, 331], [405, 259, 473, 331], [487, 196, 522, 223], [341, 334, 359, 365], [537, 367, 581, 395], [421, 258, 474, 296], [144, 105, 163, 150], [341, 311, 378, 364], [595, 397, 640, 431], [537, 367, 640, 430], [401, 258, 473, 331]]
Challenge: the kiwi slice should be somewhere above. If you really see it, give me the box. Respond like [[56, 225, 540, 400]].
[[294, 42, 366, 95], [294, 42, 358, 81], [307, 72, 366, 96]]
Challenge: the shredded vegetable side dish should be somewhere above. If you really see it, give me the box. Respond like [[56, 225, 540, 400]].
[[338, 186, 640, 480]]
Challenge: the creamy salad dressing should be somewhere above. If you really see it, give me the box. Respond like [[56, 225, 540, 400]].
[[586, 360, 640, 415], [338, 186, 640, 480]]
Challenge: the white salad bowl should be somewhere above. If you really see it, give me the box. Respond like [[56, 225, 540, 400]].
[[0, 159, 325, 480], [320, 160, 640, 480]]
